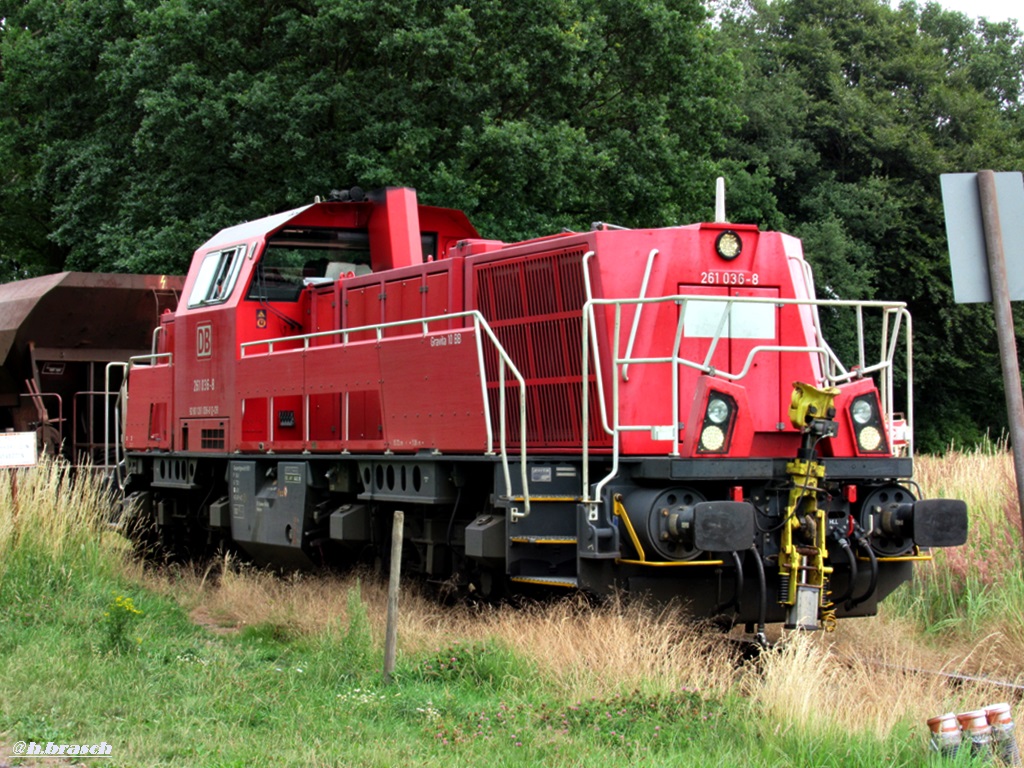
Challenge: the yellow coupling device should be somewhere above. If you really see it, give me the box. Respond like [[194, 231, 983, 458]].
[[789, 382, 840, 429], [779, 382, 839, 630]]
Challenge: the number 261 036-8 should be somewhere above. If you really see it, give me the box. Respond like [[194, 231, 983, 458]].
[[700, 271, 759, 286]]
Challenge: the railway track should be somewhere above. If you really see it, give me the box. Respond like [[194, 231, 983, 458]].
[[730, 635, 1024, 697]]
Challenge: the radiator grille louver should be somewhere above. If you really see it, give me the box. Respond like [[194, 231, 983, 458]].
[[475, 248, 609, 448]]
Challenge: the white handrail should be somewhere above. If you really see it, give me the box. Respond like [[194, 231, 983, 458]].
[[581, 251, 611, 513], [582, 291, 914, 505], [104, 361, 128, 483], [589, 293, 908, 383], [238, 309, 531, 516], [621, 248, 658, 382]]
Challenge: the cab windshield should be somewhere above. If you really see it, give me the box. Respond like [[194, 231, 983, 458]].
[[246, 228, 371, 302]]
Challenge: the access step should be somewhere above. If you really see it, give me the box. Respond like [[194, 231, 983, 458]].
[[508, 496, 582, 503], [509, 536, 578, 545], [509, 575, 579, 588]]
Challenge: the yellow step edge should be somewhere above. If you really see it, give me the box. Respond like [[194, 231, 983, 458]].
[[508, 496, 581, 502], [509, 536, 578, 545], [510, 575, 578, 588]]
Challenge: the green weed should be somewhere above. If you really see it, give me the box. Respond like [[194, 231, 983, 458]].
[[101, 593, 145, 653], [414, 640, 531, 691]]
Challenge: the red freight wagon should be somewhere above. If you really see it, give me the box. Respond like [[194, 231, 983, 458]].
[[0, 272, 182, 463]]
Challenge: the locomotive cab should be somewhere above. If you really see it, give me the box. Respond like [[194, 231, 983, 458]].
[[126, 187, 480, 454]]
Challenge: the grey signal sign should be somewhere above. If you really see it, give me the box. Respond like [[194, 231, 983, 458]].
[[941, 172, 1024, 304]]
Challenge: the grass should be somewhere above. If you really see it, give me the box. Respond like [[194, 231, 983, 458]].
[[892, 440, 1024, 659], [1, 452, 1022, 766]]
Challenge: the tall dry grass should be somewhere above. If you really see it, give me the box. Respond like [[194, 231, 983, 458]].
[[464, 596, 740, 699], [739, 618, 1019, 741], [0, 457, 128, 582], [160, 557, 739, 700], [915, 440, 1021, 587], [179, 557, 1020, 740], [905, 443, 1023, 626]]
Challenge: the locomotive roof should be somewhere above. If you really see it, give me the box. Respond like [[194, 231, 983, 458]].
[[199, 204, 316, 252], [197, 192, 479, 254]]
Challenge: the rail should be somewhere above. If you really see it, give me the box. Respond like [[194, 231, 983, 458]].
[[621, 248, 659, 382], [18, 388, 63, 456], [787, 254, 914, 453], [117, 315, 531, 513], [581, 292, 912, 511], [74, 389, 120, 467], [105, 361, 129, 481], [235, 311, 532, 517], [108, 355, 171, 485]]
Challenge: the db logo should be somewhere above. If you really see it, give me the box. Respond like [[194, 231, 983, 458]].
[[196, 324, 213, 358]]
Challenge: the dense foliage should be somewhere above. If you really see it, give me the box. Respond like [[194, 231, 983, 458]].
[[1, 0, 1023, 448], [714, 0, 1024, 449], [0, 0, 739, 275]]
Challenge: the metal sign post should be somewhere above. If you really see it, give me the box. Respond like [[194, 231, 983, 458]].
[[977, 171, 1024, 538], [942, 170, 1024, 540]]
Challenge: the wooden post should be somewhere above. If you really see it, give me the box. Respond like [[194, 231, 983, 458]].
[[9, 468, 18, 523], [977, 170, 1024, 538], [383, 509, 404, 684]]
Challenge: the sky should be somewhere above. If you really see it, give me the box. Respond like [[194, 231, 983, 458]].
[[931, 0, 1020, 22]]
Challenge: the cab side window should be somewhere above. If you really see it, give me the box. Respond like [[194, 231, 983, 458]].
[[245, 246, 310, 302], [187, 246, 246, 308]]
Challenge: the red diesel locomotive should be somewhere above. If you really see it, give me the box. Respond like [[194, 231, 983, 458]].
[[117, 186, 967, 633]]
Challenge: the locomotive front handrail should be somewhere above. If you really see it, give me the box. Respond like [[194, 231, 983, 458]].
[[581, 292, 913, 508], [239, 310, 532, 518], [621, 248, 659, 383], [785, 254, 913, 448]]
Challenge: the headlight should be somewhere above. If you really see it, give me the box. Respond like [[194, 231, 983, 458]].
[[848, 393, 889, 454], [701, 425, 726, 451], [698, 391, 737, 454], [707, 398, 730, 424], [858, 426, 882, 451], [851, 399, 873, 425], [715, 230, 742, 260]]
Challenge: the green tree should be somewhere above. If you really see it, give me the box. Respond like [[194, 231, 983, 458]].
[[1, 1, 139, 278], [0, 0, 741, 276], [715, 0, 1024, 449]]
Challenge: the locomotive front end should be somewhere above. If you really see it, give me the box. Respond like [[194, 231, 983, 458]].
[[579, 222, 968, 632]]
